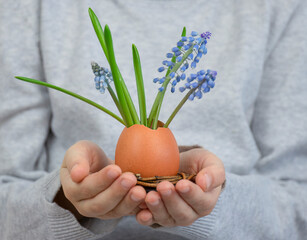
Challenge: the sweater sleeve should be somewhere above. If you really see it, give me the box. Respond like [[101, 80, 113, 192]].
[[0, 1, 119, 239], [155, 0, 307, 239]]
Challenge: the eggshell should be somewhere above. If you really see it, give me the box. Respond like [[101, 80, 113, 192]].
[[115, 124, 180, 178]]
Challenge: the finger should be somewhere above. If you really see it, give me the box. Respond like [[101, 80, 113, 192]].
[[136, 209, 154, 226], [63, 140, 110, 183], [60, 164, 122, 201], [179, 148, 224, 175], [176, 179, 220, 216], [195, 165, 225, 192], [104, 185, 146, 219], [144, 190, 175, 227], [76, 172, 137, 217], [157, 181, 198, 226]]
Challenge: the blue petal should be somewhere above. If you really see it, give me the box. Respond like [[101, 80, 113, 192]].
[[166, 53, 173, 58], [208, 79, 215, 88], [179, 87, 186, 92], [180, 66, 186, 72], [172, 47, 180, 52], [158, 67, 165, 72], [191, 82, 199, 88], [190, 73, 197, 80], [176, 56, 182, 62], [169, 72, 176, 78], [201, 82, 208, 89], [195, 90, 203, 99], [191, 61, 197, 69], [189, 93, 195, 101], [177, 41, 184, 47], [203, 87, 210, 93], [188, 37, 195, 42], [191, 31, 198, 36], [153, 77, 159, 83]]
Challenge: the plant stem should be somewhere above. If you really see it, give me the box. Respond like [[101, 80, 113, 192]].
[[132, 44, 147, 126], [148, 27, 187, 128], [104, 25, 134, 126], [88, 8, 110, 63], [148, 47, 194, 128], [15, 76, 125, 125], [164, 78, 206, 128], [107, 83, 127, 125]]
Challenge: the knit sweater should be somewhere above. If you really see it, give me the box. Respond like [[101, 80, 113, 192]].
[[0, 0, 307, 239]]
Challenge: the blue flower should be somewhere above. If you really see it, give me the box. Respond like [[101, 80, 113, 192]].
[[153, 29, 217, 98], [91, 62, 113, 94]]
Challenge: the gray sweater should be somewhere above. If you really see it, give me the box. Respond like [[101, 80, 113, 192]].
[[1, 0, 307, 239]]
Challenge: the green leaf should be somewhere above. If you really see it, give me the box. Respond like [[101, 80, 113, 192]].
[[104, 25, 134, 127], [132, 44, 147, 126], [15, 76, 125, 125], [88, 8, 110, 63]]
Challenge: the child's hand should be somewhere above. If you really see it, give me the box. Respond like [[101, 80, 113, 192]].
[[58, 140, 146, 220], [136, 147, 225, 227]]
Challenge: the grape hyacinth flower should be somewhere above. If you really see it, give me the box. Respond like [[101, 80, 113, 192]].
[[91, 62, 113, 94], [153, 30, 215, 100], [16, 9, 218, 130], [149, 30, 217, 128]]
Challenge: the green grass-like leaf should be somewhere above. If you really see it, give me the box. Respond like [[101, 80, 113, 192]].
[[15, 76, 125, 125], [88, 8, 110, 63], [132, 44, 147, 126], [104, 25, 135, 127]]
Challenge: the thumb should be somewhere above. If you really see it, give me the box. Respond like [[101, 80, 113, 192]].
[[62, 140, 108, 183], [195, 165, 225, 192]]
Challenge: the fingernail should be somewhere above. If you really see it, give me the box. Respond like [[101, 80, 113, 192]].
[[121, 179, 134, 189], [71, 164, 79, 172], [204, 174, 212, 191], [131, 193, 143, 202], [160, 189, 172, 196], [107, 169, 120, 179], [179, 185, 190, 193], [149, 199, 160, 206]]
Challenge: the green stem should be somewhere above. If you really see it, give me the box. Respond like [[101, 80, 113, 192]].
[[148, 47, 194, 128], [107, 83, 126, 125], [164, 78, 206, 128], [88, 8, 110, 63], [15, 76, 125, 125], [104, 25, 134, 126], [119, 71, 140, 125], [148, 27, 187, 128], [132, 44, 147, 126]]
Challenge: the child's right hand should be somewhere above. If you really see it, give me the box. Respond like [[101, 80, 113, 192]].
[[58, 140, 146, 220]]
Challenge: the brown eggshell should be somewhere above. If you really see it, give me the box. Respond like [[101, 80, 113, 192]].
[[115, 124, 180, 178]]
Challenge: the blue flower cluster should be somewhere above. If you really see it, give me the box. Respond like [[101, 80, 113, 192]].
[[179, 69, 217, 100], [91, 62, 113, 94], [153, 31, 216, 100]]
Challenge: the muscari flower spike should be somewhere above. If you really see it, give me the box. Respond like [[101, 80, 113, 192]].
[[91, 62, 113, 94], [153, 31, 217, 100]]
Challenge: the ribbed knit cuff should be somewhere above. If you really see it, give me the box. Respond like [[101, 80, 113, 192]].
[[157, 195, 220, 239], [43, 169, 118, 240]]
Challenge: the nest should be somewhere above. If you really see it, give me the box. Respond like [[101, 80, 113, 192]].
[[135, 172, 196, 190]]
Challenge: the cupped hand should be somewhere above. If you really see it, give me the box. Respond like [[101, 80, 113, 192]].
[[58, 140, 146, 220], [136, 147, 225, 227]]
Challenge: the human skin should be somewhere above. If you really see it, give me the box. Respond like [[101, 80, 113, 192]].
[[55, 141, 225, 227]]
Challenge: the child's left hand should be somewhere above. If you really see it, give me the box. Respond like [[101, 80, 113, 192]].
[[136, 147, 225, 227]]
